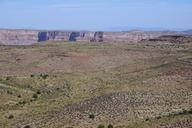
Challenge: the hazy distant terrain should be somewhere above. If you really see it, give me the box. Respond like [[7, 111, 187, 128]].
[[0, 37, 191, 128]]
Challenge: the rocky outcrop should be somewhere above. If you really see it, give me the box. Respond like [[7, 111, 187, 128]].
[[0, 29, 189, 45], [146, 35, 192, 44], [38, 31, 72, 42]]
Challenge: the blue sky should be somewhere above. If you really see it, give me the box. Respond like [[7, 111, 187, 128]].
[[0, 0, 192, 31]]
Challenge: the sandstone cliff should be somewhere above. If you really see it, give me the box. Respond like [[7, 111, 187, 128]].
[[0, 29, 39, 45], [0, 29, 188, 45]]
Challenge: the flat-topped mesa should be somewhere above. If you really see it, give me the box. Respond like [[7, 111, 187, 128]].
[[36, 30, 190, 43], [0, 29, 188, 45]]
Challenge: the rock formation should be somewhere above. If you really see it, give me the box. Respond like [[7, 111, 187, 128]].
[[146, 35, 192, 44], [0, 29, 39, 45], [0, 29, 190, 45]]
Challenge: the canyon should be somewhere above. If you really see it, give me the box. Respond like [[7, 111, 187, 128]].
[[0, 29, 190, 45]]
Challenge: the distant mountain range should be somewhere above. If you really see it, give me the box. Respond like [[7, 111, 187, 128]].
[[104, 26, 168, 32], [104, 26, 192, 33]]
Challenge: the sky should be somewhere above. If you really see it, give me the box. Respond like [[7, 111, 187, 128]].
[[0, 0, 192, 31]]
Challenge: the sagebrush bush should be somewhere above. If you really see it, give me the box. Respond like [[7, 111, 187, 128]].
[[32, 94, 38, 99], [36, 90, 41, 94], [23, 125, 31, 128], [18, 101, 26, 105], [7, 90, 13, 95], [108, 124, 113, 128], [30, 74, 35, 77], [7, 114, 14, 119], [89, 113, 95, 119], [97, 124, 105, 128], [40, 74, 49, 79]]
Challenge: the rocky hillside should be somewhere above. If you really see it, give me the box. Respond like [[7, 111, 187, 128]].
[[0, 29, 189, 45]]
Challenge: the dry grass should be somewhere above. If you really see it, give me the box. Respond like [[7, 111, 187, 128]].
[[0, 41, 191, 128]]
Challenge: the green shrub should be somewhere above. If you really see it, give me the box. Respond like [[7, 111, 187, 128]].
[[36, 90, 41, 95], [6, 77, 11, 80], [7, 114, 14, 119], [18, 101, 26, 105], [89, 113, 95, 119], [108, 124, 113, 128], [189, 108, 192, 114], [32, 94, 38, 99], [23, 125, 31, 128], [30, 74, 35, 77], [40, 74, 49, 79], [97, 124, 105, 128], [7, 90, 13, 95], [182, 109, 188, 114]]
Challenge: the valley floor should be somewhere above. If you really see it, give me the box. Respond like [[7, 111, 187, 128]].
[[0, 41, 191, 128]]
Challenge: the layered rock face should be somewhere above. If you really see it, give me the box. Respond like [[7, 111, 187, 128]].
[[37, 30, 183, 43], [103, 31, 188, 43], [103, 31, 155, 43], [38, 31, 72, 42], [38, 31, 104, 42], [0, 29, 39, 45], [0, 29, 188, 45]]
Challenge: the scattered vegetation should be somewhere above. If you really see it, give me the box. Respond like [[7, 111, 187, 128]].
[[0, 42, 191, 128], [40, 74, 49, 79], [17, 101, 27, 105]]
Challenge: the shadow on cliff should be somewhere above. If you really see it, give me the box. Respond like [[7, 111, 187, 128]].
[[69, 32, 80, 41], [38, 32, 48, 42]]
